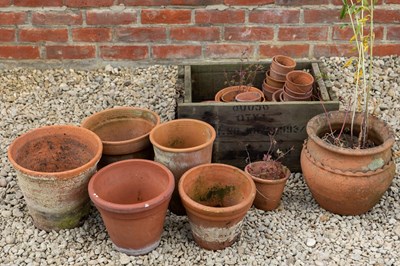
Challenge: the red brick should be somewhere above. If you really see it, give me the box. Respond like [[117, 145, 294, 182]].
[[387, 26, 400, 40], [276, 0, 326, 5], [20, 28, 68, 42], [331, 0, 382, 4], [0, 0, 10, 7], [278, 26, 328, 41], [313, 44, 355, 57], [332, 25, 384, 41], [249, 10, 300, 24], [196, 10, 245, 24], [119, 0, 224, 5], [385, 0, 400, 3], [171, 27, 220, 41], [32, 12, 82, 25], [46, 45, 95, 59], [373, 44, 400, 56], [100, 45, 149, 60], [205, 44, 254, 59], [259, 44, 309, 58], [72, 28, 112, 42], [0, 46, 40, 59], [152, 45, 202, 59], [118, 0, 169, 5], [87, 11, 137, 25], [116, 27, 167, 42], [0, 29, 15, 42], [224, 26, 273, 41], [142, 10, 191, 24], [66, 0, 114, 7], [14, 0, 63, 6], [172, 0, 223, 4], [224, 0, 274, 5], [374, 9, 400, 23], [304, 8, 343, 23], [0, 12, 27, 25]]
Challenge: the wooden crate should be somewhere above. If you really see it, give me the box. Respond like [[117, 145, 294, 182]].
[[177, 61, 339, 172]]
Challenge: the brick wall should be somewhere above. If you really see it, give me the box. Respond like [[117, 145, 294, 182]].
[[0, 0, 399, 63]]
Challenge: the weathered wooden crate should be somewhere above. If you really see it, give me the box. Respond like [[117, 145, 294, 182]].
[[177, 61, 339, 172]]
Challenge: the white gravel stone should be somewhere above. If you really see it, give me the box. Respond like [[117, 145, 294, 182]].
[[306, 238, 317, 247]]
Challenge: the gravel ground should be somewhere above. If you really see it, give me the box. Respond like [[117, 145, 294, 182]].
[[0, 58, 399, 265]]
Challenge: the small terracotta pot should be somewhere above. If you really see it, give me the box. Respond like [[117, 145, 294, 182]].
[[7, 125, 103, 231], [270, 55, 296, 74], [179, 163, 256, 250], [88, 159, 174, 255], [150, 119, 216, 215], [262, 82, 281, 101], [81, 107, 160, 167], [269, 68, 287, 81], [283, 88, 312, 102], [235, 91, 262, 102], [265, 72, 285, 88], [285, 70, 314, 93], [284, 84, 313, 98], [214, 86, 263, 102], [244, 162, 290, 211], [272, 89, 283, 102]]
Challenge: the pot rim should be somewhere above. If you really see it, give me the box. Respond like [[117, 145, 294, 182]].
[[88, 159, 175, 213], [244, 161, 291, 184], [272, 55, 297, 69], [178, 163, 256, 216], [7, 125, 103, 179], [214, 86, 261, 102], [81, 106, 161, 146], [286, 70, 314, 87], [149, 118, 216, 153], [306, 110, 395, 156]]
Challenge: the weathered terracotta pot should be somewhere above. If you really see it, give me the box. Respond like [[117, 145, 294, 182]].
[[81, 107, 160, 168], [244, 161, 290, 211], [89, 159, 174, 255], [269, 68, 287, 81], [265, 71, 285, 88], [150, 119, 216, 215], [214, 86, 263, 102], [270, 55, 296, 74], [235, 91, 262, 102], [283, 85, 312, 102], [285, 70, 314, 93], [272, 89, 283, 102], [262, 82, 281, 101], [7, 125, 103, 231], [179, 163, 256, 250], [301, 111, 396, 215]]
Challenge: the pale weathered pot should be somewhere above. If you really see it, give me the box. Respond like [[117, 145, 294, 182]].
[[7, 125, 103, 231], [214, 86, 263, 102], [88, 159, 174, 255], [244, 161, 291, 211], [149, 119, 216, 215], [301, 111, 396, 215], [179, 163, 256, 250], [235, 91, 262, 102]]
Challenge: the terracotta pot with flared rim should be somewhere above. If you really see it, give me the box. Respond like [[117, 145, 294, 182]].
[[269, 68, 287, 81], [272, 89, 283, 102], [262, 82, 282, 101], [235, 91, 262, 102], [265, 72, 285, 88], [214, 86, 263, 102], [270, 55, 296, 74], [244, 162, 291, 211], [88, 159, 174, 255], [285, 70, 314, 93], [150, 119, 216, 215], [7, 125, 103, 231], [282, 89, 312, 102], [284, 84, 313, 98], [301, 110, 396, 215], [178, 163, 256, 250]]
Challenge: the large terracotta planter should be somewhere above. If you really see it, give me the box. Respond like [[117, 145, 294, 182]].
[[7, 125, 103, 231], [214, 86, 264, 102], [301, 111, 396, 215], [149, 119, 216, 215], [81, 107, 160, 168], [179, 163, 256, 250], [88, 159, 174, 255], [244, 161, 291, 211]]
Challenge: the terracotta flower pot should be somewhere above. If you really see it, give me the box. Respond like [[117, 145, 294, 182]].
[[285, 70, 314, 93], [282, 88, 312, 102], [235, 91, 263, 102], [7, 125, 103, 231], [81, 107, 160, 168], [269, 68, 287, 81], [179, 163, 256, 250], [262, 82, 281, 101], [284, 84, 313, 98], [244, 161, 290, 211], [149, 119, 216, 215], [214, 86, 263, 102], [301, 111, 396, 215], [270, 55, 296, 74], [265, 71, 285, 88], [272, 89, 283, 102], [88, 159, 174, 255]]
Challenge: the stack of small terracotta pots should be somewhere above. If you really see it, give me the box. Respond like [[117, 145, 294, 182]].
[[283, 70, 314, 101], [263, 55, 296, 101]]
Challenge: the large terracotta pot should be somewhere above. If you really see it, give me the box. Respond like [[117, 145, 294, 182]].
[[81, 107, 160, 168], [88, 159, 174, 255], [244, 161, 291, 211], [301, 111, 396, 215], [7, 125, 103, 231], [179, 163, 256, 250], [149, 119, 216, 215]]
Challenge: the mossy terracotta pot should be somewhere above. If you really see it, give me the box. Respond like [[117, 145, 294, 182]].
[[150, 119, 216, 215], [88, 159, 174, 256], [81, 107, 160, 168], [301, 111, 396, 215], [214, 86, 263, 102], [179, 163, 256, 250], [244, 161, 291, 211], [7, 125, 103, 231]]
